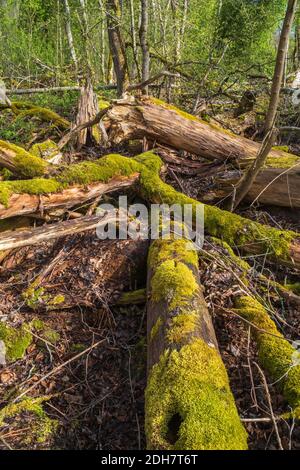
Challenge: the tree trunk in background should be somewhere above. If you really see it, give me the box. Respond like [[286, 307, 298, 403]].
[[264, 0, 298, 134], [106, 0, 129, 96], [140, 0, 150, 94], [129, 0, 140, 80], [63, 0, 79, 81]]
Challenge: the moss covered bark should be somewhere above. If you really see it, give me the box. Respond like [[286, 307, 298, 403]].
[[234, 296, 300, 414], [0, 150, 299, 271], [0, 139, 48, 178], [146, 234, 247, 450]]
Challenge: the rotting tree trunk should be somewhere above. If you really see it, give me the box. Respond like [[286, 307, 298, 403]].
[[145, 233, 247, 450], [234, 296, 300, 415], [104, 97, 296, 163], [198, 164, 300, 209], [0, 211, 129, 251], [104, 97, 300, 208], [0, 152, 299, 270], [0, 174, 139, 220], [75, 80, 102, 148]]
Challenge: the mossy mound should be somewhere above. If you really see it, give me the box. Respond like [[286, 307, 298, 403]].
[[0, 397, 57, 446], [0, 322, 32, 362], [235, 296, 300, 409]]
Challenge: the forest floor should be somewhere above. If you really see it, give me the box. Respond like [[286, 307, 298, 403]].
[[0, 91, 300, 450]]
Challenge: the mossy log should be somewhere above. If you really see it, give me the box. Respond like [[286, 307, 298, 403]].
[[0, 139, 49, 178], [10, 101, 71, 130], [145, 234, 247, 450], [104, 97, 300, 208], [0, 151, 299, 270], [234, 296, 300, 417]]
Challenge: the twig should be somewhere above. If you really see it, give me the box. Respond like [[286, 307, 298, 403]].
[[13, 339, 106, 403], [253, 362, 284, 450]]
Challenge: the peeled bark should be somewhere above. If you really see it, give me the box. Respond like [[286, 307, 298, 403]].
[[145, 234, 247, 450], [104, 97, 296, 164]]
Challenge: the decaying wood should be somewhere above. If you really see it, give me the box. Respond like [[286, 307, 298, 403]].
[[145, 234, 247, 449], [0, 211, 128, 251], [0, 174, 139, 220], [74, 80, 102, 147], [199, 165, 300, 208], [104, 97, 296, 164], [103, 98, 300, 208]]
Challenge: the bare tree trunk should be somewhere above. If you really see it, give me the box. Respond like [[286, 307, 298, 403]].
[[63, 0, 79, 81], [129, 0, 140, 79], [140, 0, 150, 94], [264, 0, 298, 134], [79, 0, 93, 77], [98, 0, 106, 82], [106, 0, 129, 96]]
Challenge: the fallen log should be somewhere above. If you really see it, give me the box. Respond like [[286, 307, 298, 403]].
[[0, 139, 49, 178], [199, 165, 300, 209], [104, 97, 300, 208], [0, 211, 128, 251], [105, 96, 298, 165], [137, 152, 300, 269], [234, 296, 300, 416], [145, 233, 247, 450], [0, 174, 138, 220], [0, 152, 299, 270]]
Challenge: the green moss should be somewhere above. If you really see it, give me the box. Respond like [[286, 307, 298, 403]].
[[0, 153, 141, 207], [0, 139, 47, 177], [235, 296, 300, 408], [166, 312, 198, 344], [117, 288, 146, 305], [42, 329, 60, 345], [265, 154, 300, 169], [145, 339, 247, 450], [0, 322, 33, 362], [151, 260, 198, 311], [50, 294, 65, 305], [12, 102, 70, 130], [285, 283, 300, 295], [138, 155, 297, 265], [29, 139, 60, 160], [0, 397, 57, 444], [148, 238, 198, 271], [272, 146, 290, 152], [210, 237, 250, 273], [98, 97, 110, 111]]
